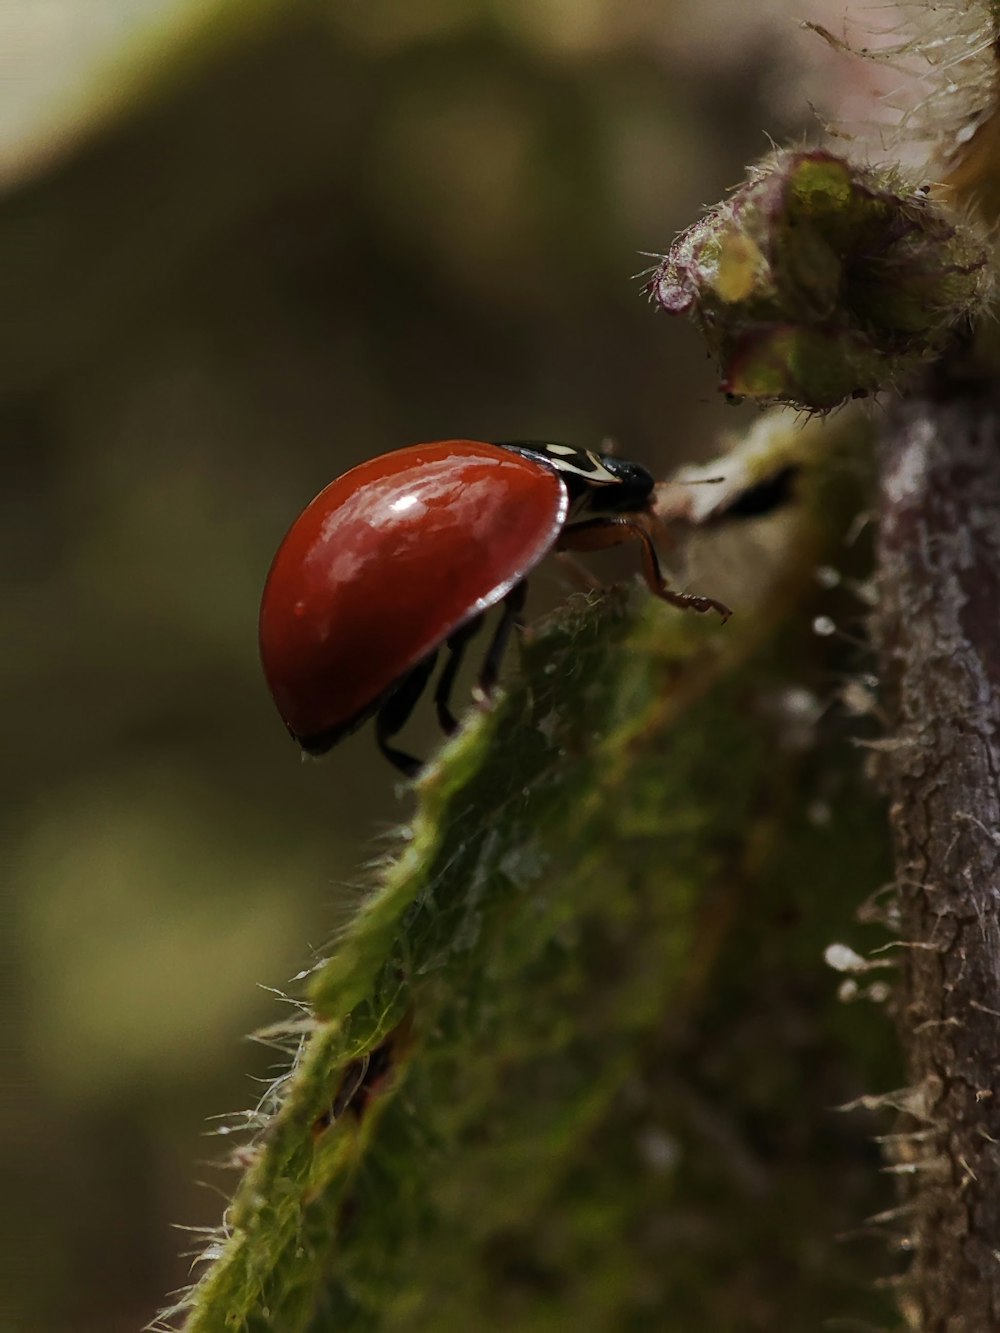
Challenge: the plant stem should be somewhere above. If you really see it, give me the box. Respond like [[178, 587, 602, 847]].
[[873, 373, 1000, 1330]]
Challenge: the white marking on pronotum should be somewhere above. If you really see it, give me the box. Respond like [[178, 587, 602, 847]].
[[548, 449, 620, 485]]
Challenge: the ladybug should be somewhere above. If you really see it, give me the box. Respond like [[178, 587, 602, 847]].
[[259, 439, 730, 774]]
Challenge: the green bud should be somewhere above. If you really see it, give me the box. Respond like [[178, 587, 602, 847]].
[[648, 150, 991, 411]]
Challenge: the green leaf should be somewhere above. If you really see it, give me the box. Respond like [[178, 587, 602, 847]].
[[169, 418, 894, 1332]]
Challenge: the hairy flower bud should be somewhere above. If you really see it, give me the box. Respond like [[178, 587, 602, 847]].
[[647, 150, 991, 412]]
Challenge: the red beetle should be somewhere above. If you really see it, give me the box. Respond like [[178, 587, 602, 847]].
[[259, 439, 729, 774]]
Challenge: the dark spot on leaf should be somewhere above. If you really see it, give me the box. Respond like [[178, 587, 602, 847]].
[[482, 1230, 566, 1296], [712, 465, 799, 522], [312, 1033, 398, 1137]]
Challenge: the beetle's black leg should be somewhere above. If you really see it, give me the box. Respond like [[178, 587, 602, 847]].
[[435, 614, 484, 734], [375, 652, 438, 776], [476, 580, 527, 699], [375, 585, 528, 772]]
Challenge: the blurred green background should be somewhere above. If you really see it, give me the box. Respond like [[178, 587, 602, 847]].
[[4, 3, 832, 1329]]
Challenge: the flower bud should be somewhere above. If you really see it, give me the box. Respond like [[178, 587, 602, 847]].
[[648, 150, 991, 411]]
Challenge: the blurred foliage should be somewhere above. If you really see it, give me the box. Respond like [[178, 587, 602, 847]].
[[4, 3, 896, 1331]]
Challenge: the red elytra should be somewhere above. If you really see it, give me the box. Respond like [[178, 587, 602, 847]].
[[260, 441, 564, 766], [259, 438, 730, 774]]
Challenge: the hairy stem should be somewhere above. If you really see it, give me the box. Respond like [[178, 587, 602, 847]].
[[873, 377, 1000, 1330]]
